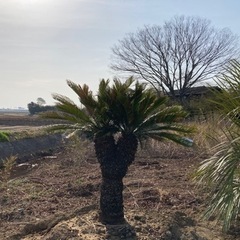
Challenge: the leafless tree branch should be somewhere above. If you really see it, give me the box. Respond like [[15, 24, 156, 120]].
[[110, 16, 240, 103]]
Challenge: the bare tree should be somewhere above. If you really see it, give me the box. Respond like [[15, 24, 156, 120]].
[[111, 16, 239, 104]]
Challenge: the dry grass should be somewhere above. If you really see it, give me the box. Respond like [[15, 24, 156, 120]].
[[0, 156, 17, 187], [189, 118, 227, 153]]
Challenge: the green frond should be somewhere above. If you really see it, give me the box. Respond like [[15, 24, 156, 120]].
[[150, 132, 193, 147], [98, 79, 110, 97], [113, 76, 134, 92], [46, 76, 193, 144], [210, 60, 240, 125], [67, 80, 97, 116], [195, 136, 240, 231], [156, 106, 188, 122], [134, 107, 188, 135], [195, 60, 240, 231], [52, 94, 92, 124], [142, 96, 167, 116], [150, 124, 194, 134]]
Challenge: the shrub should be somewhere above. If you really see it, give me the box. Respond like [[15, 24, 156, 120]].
[[0, 131, 9, 142], [28, 102, 55, 115]]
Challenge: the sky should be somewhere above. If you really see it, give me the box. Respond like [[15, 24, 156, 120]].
[[1, 0, 240, 109]]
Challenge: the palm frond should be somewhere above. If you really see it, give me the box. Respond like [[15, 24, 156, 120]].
[[67, 80, 97, 116], [195, 60, 240, 231], [195, 136, 240, 231], [134, 107, 188, 135], [150, 132, 193, 147], [45, 77, 193, 144], [51, 94, 92, 124]]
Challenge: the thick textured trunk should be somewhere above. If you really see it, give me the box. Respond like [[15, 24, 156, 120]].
[[94, 135, 127, 224], [94, 134, 138, 225], [100, 178, 125, 224], [117, 133, 138, 166]]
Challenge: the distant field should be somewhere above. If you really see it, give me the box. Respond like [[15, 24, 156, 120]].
[[0, 112, 60, 129], [0, 109, 29, 115]]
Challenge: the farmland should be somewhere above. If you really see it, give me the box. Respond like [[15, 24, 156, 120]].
[[0, 114, 239, 240]]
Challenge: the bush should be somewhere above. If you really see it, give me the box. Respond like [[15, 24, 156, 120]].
[[28, 102, 56, 115], [0, 131, 9, 142]]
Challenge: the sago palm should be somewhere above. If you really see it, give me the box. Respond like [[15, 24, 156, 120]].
[[195, 60, 240, 231], [45, 77, 193, 225]]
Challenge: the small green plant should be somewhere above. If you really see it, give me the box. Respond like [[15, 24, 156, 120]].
[[0, 131, 10, 142]]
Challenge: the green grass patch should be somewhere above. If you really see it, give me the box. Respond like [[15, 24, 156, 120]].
[[0, 131, 10, 142]]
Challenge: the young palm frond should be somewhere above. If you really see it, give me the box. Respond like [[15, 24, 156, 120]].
[[195, 60, 240, 231]]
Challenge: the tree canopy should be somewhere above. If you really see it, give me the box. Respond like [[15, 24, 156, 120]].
[[111, 16, 239, 104]]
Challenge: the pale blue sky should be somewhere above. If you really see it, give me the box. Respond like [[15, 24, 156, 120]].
[[1, 0, 240, 108]]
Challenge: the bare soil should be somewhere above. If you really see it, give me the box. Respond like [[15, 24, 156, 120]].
[[0, 114, 240, 240]]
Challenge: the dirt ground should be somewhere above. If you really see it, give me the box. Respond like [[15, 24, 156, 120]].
[[1, 140, 240, 240], [1, 114, 240, 240]]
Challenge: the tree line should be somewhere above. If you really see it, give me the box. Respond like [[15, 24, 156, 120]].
[[27, 97, 55, 115]]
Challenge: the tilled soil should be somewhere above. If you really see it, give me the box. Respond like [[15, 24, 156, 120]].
[[0, 139, 240, 240]]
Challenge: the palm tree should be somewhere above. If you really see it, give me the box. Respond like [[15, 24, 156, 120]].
[[194, 60, 240, 231], [45, 77, 193, 225]]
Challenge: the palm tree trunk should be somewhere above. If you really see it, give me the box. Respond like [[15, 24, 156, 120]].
[[94, 134, 138, 225], [117, 133, 138, 166], [100, 177, 125, 224]]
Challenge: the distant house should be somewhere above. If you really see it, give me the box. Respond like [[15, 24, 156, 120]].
[[171, 86, 222, 102]]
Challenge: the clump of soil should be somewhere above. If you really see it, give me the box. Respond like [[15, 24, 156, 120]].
[[0, 140, 239, 240]]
